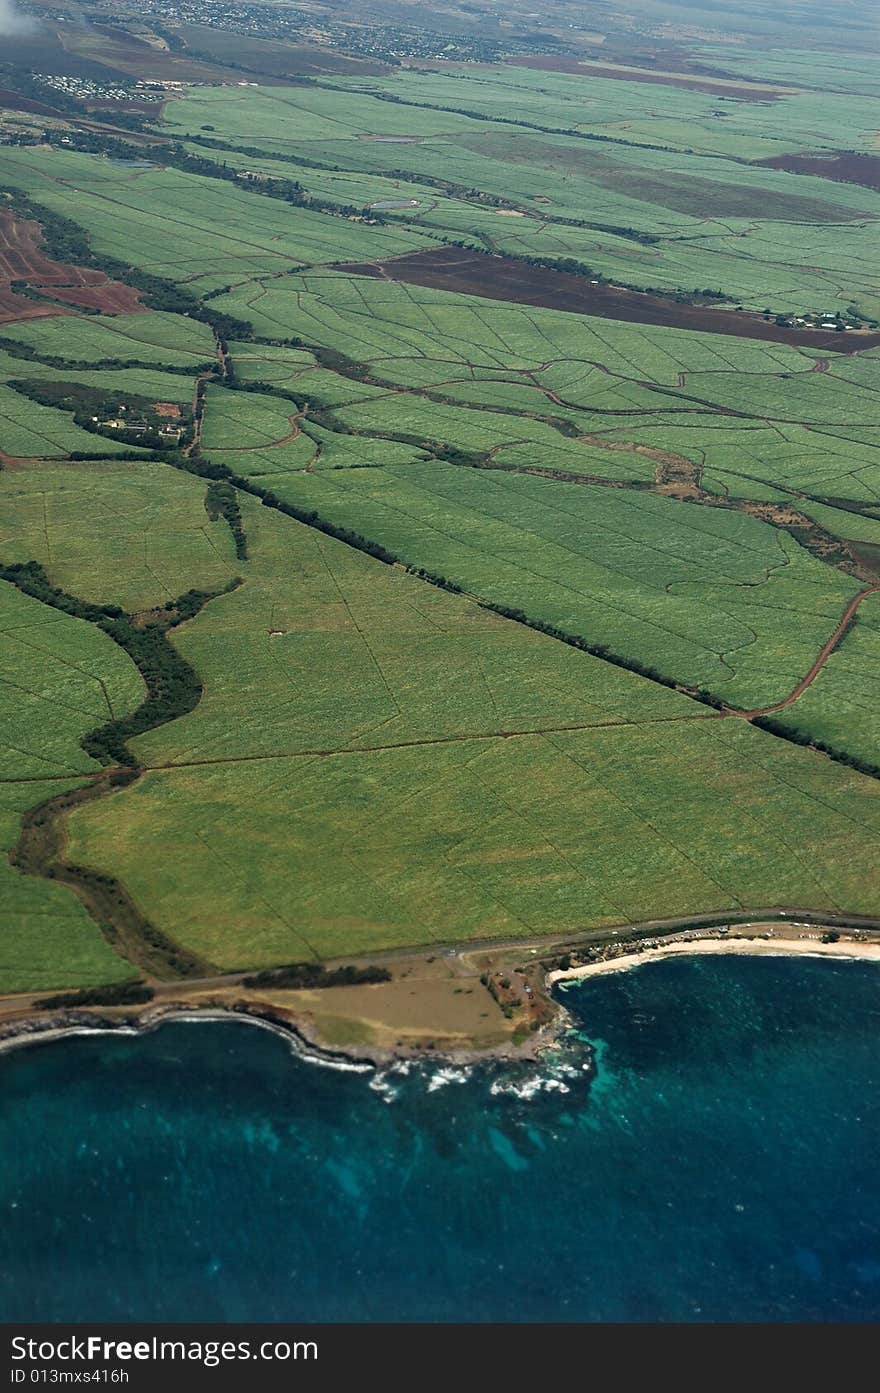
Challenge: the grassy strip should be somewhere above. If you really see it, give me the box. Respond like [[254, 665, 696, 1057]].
[[0, 337, 214, 372]]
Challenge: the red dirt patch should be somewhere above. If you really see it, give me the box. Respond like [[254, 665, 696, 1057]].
[[334, 247, 880, 352], [505, 56, 784, 101], [0, 208, 147, 323], [755, 151, 880, 195]]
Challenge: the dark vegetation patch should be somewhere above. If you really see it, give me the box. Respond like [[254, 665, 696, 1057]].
[[13, 777, 211, 979], [334, 247, 880, 350], [0, 35, 134, 81], [591, 169, 862, 223], [205, 479, 248, 560], [0, 86, 63, 117], [8, 380, 192, 451], [755, 151, 880, 195], [0, 560, 239, 769], [173, 23, 391, 79], [243, 962, 392, 989], [37, 980, 154, 1009]]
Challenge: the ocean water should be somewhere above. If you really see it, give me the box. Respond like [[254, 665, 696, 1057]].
[[1, 954, 879, 1322]]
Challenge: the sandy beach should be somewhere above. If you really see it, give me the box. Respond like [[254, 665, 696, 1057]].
[[548, 934, 880, 985]]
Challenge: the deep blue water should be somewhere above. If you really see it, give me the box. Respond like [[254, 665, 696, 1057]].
[[1, 954, 879, 1322]]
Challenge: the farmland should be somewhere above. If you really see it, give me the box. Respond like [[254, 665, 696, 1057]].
[[0, 578, 141, 991], [0, 40, 879, 995]]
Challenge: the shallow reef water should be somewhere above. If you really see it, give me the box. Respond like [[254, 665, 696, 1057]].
[[1, 954, 879, 1321]]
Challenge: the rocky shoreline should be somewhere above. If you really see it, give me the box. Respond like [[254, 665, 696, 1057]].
[[2, 923, 877, 1071], [0, 993, 565, 1071]]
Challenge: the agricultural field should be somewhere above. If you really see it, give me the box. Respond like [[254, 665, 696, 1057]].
[[0, 44, 879, 994], [0, 461, 239, 610], [162, 73, 880, 317], [0, 311, 217, 367], [0, 580, 141, 991], [56, 487, 880, 969]]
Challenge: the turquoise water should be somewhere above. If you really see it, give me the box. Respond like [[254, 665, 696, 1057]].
[[1, 954, 879, 1322]]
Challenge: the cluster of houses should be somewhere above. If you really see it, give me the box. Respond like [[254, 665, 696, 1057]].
[[779, 310, 861, 331], [92, 401, 185, 443]]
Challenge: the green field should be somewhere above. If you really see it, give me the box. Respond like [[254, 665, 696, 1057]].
[[59, 487, 880, 968], [0, 49, 878, 992], [0, 581, 141, 991]]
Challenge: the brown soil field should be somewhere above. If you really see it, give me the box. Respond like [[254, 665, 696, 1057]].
[[756, 151, 880, 194], [0, 289, 61, 324], [0, 209, 146, 322], [0, 88, 64, 117], [45, 284, 145, 313], [505, 55, 785, 101], [335, 247, 880, 351]]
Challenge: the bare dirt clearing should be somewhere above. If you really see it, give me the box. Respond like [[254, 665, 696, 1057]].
[[335, 247, 880, 350], [0, 208, 146, 322], [756, 150, 880, 194]]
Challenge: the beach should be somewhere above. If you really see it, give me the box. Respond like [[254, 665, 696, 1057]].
[[548, 933, 880, 985]]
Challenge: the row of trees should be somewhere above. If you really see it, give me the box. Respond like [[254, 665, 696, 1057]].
[[0, 561, 239, 769], [205, 479, 248, 560], [243, 963, 391, 990], [751, 715, 880, 780], [37, 981, 154, 1009]]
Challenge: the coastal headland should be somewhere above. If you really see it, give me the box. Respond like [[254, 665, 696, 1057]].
[[2, 916, 878, 1069]]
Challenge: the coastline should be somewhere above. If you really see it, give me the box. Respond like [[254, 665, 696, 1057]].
[[2, 923, 879, 1070], [548, 933, 880, 985], [0, 994, 562, 1070]]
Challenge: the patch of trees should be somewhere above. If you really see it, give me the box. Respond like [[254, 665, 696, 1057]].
[[205, 480, 248, 560], [36, 980, 154, 1009], [243, 962, 391, 990], [67, 449, 168, 462], [0, 561, 240, 769], [7, 379, 192, 451]]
